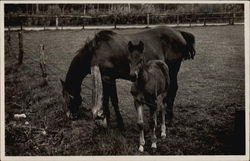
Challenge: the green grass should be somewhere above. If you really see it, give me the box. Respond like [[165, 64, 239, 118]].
[[5, 25, 245, 155]]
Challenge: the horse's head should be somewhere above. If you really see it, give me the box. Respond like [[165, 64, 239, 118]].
[[128, 41, 145, 81], [60, 79, 82, 120]]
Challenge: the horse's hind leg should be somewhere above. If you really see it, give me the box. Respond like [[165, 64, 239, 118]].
[[109, 79, 124, 129], [102, 79, 111, 127], [165, 60, 181, 124]]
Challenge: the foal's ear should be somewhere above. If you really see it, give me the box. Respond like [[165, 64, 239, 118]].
[[128, 41, 133, 53], [138, 41, 144, 53]]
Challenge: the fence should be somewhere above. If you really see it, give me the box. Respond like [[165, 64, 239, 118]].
[[5, 12, 244, 30]]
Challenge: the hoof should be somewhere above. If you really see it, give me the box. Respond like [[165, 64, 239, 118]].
[[151, 142, 157, 149], [161, 132, 166, 139], [151, 147, 157, 154], [67, 111, 78, 120], [151, 143, 157, 154], [138, 145, 144, 152], [95, 117, 108, 128], [117, 123, 125, 130], [117, 118, 125, 130]]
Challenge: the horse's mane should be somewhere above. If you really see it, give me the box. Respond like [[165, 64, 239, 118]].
[[76, 30, 116, 56], [95, 30, 116, 42], [64, 31, 117, 94]]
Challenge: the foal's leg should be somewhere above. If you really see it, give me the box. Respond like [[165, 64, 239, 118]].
[[157, 95, 166, 138], [135, 99, 145, 152], [110, 81, 124, 129], [149, 107, 157, 150]]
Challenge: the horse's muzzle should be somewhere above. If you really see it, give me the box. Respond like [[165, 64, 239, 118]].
[[66, 111, 78, 120], [92, 109, 108, 128]]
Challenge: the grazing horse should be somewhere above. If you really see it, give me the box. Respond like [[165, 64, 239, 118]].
[[128, 41, 170, 152], [60, 26, 195, 128]]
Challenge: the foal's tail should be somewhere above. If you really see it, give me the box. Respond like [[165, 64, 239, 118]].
[[179, 31, 196, 60], [155, 61, 170, 89]]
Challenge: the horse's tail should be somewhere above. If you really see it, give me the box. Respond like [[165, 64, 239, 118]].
[[179, 31, 196, 60]]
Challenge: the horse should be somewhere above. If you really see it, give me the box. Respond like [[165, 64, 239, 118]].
[[128, 41, 170, 152], [60, 25, 196, 129]]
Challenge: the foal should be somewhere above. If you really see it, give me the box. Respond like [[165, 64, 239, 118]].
[[128, 41, 170, 152]]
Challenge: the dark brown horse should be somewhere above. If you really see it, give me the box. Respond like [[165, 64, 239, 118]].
[[60, 26, 195, 128], [128, 41, 170, 152]]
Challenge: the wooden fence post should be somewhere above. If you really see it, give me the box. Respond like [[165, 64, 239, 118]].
[[56, 16, 59, 30], [7, 25, 11, 55], [7, 14, 11, 55], [232, 13, 235, 25], [82, 17, 85, 30], [61, 17, 63, 30], [39, 44, 48, 86], [43, 17, 46, 30], [176, 14, 179, 26], [20, 18, 23, 31], [114, 15, 117, 29], [203, 17, 206, 26], [18, 31, 24, 65], [146, 13, 150, 27]]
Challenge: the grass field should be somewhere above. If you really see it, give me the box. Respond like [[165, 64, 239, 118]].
[[5, 25, 245, 155]]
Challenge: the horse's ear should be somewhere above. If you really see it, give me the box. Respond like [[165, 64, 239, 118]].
[[128, 41, 133, 53], [60, 79, 65, 88], [138, 41, 144, 53]]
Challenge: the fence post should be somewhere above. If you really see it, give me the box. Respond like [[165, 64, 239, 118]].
[[18, 31, 24, 65], [56, 16, 59, 30], [203, 17, 206, 26], [232, 13, 235, 25], [82, 17, 85, 30], [61, 17, 63, 30], [114, 15, 117, 29], [176, 14, 179, 26], [7, 15, 11, 55], [189, 17, 192, 27], [7, 25, 11, 55], [39, 44, 48, 86], [43, 17, 46, 30], [20, 18, 23, 31], [146, 13, 150, 27]]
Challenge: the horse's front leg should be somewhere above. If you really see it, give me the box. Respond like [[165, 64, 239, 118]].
[[109, 79, 124, 129], [91, 66, 107, 128]]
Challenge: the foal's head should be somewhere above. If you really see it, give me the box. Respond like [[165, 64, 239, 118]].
[[128, 41, 145, 81]]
